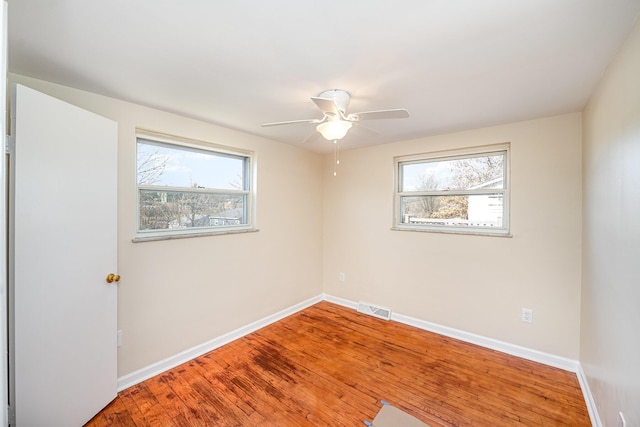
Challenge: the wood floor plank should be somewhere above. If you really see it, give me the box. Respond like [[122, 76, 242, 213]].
[[99, 396, 138, 427], [88, 302, 590, 426], [119, 383, 178, 427], [189, 358, 260, 419], [145, 372, 209, 427], [208, 345, 318, 426]]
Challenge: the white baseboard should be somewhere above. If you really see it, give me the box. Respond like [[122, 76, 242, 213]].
[[118, 292, 600, 427], [322, 293, 358, 310], [576, 363, 602, 427], [116, 294, 323, 391]]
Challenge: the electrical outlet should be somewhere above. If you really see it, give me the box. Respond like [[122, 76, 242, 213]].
[[339, 272, 345, 282], [521, 308, 533, 323], [619, 412, 627, 427]]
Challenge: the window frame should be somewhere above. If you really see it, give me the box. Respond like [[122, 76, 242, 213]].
[[133, 130, 256, 242], [393, 144, 510, 236]]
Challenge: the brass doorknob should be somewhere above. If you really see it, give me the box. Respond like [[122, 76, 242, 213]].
[[106, 273, 121, 283]]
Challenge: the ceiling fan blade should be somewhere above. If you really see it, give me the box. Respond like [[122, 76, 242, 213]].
[[311, 97, 341, 117], [350, 109, 410, 121], [261, 118, 321, 127]]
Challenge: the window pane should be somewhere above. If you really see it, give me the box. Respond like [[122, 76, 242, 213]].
[[401, 153, 504, 192], [139, 190, 246, 231], [137, 139, 245, 190], [400, 194, 504, 227]]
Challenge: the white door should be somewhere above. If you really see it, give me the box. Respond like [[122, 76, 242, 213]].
[[13, 84, 118, 426]]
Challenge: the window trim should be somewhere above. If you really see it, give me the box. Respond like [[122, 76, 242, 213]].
[[393, 144, 510, 237], [133, 129, 257, 242]]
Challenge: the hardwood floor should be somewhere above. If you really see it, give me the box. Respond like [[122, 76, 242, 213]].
[[86, 302, 590, 426]]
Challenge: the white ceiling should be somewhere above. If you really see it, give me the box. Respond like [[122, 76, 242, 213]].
[[8, 0, 640, 153]]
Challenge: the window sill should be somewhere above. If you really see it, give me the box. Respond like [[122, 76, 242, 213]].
[[133, 227, 259, 243], [391, 226, 512, 238]]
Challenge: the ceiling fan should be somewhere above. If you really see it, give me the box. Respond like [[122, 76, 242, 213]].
[[261, 89, 410, 142]]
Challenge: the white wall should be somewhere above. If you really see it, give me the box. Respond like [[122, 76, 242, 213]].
[[581, 18, 640, 427], [323, 114, 583, 359], [9, 74, 324, 376]]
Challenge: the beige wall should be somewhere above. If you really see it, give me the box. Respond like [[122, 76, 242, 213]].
[[9, 74, 324, 376], [10, 73, 590, 383], [322, 114, 583, 358], [582, 19, 640, 427]]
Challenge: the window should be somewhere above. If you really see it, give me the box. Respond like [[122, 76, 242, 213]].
[[135, 131, 255, 241], [394, 145, 509, 235]]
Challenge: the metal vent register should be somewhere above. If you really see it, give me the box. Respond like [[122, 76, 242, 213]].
[[357, 302, 392, 320]]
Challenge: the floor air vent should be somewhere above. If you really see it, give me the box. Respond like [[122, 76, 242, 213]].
[[357, 302, 392, 320]]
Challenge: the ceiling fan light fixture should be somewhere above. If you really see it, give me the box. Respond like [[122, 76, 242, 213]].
[[316, 120, 353, 141]]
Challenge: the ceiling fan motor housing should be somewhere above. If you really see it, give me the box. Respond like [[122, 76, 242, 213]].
[[317, 89, 351, 113]]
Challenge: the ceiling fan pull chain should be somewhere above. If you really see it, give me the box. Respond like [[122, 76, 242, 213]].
[[333, 139, 339, 176]]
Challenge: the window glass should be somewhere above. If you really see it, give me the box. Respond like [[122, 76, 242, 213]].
[[137, 140, 245, 190], [400, 194, 504, 227], [401, 153, 504, 191], [395, 147, 509, 235], [135, 135, 253, 240]]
